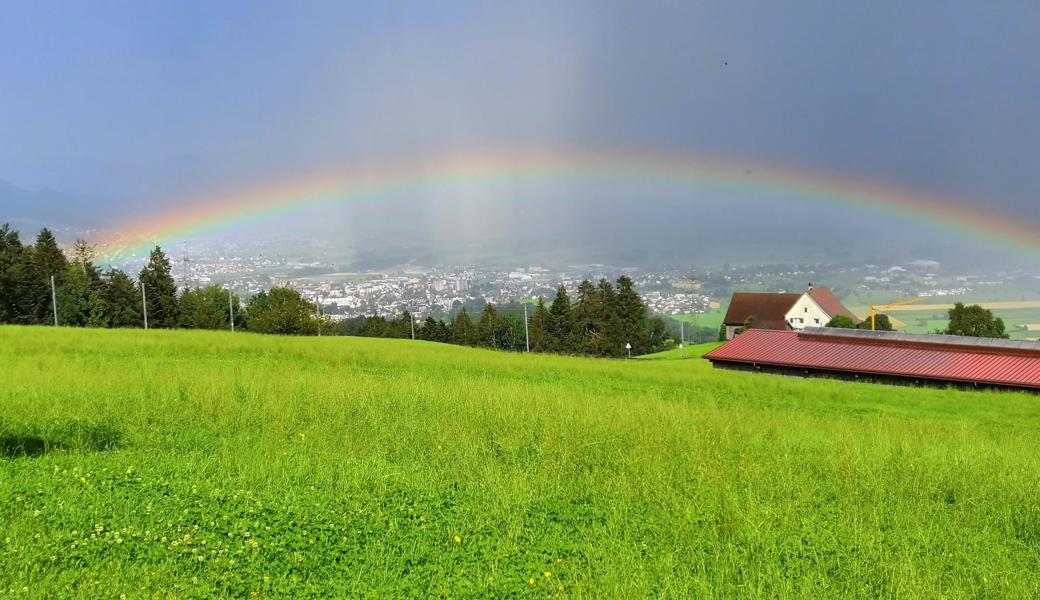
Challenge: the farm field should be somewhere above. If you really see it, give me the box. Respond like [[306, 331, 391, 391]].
[[672, 308, 727, 331], [2, 326, 1040, 598]]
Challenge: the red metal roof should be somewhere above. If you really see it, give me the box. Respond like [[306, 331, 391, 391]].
[[704, 329, 1040, 389]]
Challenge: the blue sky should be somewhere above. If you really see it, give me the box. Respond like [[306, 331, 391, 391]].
[[1, 1, 1038, 225]]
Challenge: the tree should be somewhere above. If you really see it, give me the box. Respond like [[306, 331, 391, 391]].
[[857, 314, 894, 331], [548, 286, 572, 349], [99, 268, 143, 327], [615, 276, 651, 355], [138, 246, 178, 328], [477, 304, 501, 347], [450, 308, 476, 346], [0, 224, 35, 324], [567, 280, 601, 354], [647, 316, 670, 353], [529, 298, 551, 351], [419, 316, 451, 343], [28, 228, 68, 323], [825, 315, 857, 328], [718, 323, 727, 342], [946, 303, 1008, 338], [593, 278, 625, 357], [243, 287, 318, 335], [179, 286, 241, 330], [735, 316, 755, 335], [57, 239, 103, 327]]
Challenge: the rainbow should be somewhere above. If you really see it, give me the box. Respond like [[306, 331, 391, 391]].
[[98, 148, 1040, 262]]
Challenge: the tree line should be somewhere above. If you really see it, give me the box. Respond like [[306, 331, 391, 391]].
[[824, 304, 1008, 338], [0, 225, 329, 334], [1, 225, 676, 355], [340, 277, 673, 357]]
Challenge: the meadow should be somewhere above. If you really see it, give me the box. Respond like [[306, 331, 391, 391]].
[[2, 326, 1040, 598]]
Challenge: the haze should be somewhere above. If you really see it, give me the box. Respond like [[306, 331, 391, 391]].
[[2, 1, 1038, 267]]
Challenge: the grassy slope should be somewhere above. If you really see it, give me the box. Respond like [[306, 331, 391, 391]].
[[2, 326, 1040, 599]]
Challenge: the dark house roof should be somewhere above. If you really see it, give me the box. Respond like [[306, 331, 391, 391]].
[[704, 327, 1040, 390], [723, 293, 801, 330], [807, 288, 858, 322]]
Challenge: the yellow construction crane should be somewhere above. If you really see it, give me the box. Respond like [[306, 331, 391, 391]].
[[869, 297, 928, 331]]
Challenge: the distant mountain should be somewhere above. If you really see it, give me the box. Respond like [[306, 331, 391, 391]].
[[0, 179, 106, 228]]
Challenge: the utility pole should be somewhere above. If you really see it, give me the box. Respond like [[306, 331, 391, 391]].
[[680, 321, 685, 358], [228, 288, 235, 332], [141, 285, 148, 330], [523, 303, 530, 352], [410, 311, 415, 340], [50, 275, 58, 326], [315, 296, 321, 337]]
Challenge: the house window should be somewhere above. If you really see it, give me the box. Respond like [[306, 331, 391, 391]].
[[804, 307, 809, 313], [814, 318, 820, 324]]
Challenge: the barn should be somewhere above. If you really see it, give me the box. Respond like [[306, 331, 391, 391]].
[[704, 327, 1040, 391]]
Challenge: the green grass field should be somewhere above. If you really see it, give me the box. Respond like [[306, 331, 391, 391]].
[[672, 308, 726, 331], [2, 326, 1040, 598]]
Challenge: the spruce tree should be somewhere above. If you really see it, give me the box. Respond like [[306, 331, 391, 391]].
[[529, 298, 551, 352], [477, 304, 500, 347], [615, 276, 651, 354], [595, 278, 625, 357], [548, 285, 572, 350], [567, 280, 600, 354], [101, 268, 143, 328], [0, 224, 34, 324], [29, 228, 68, 323], [450, 308, 476, 345], [138, 246, 179, 328]]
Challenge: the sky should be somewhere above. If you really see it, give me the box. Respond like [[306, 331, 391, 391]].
[[1, 1, 1038, 265]]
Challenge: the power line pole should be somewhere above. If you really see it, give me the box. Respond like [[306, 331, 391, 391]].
[[680, 321, 685, 358], [141, 284, 148, 330], [410, 311, 415, 340], [315, 295, 321, 337], [50, 275, 58, 326], [523, 303, 530, 352], [228, 288, 235, 332]]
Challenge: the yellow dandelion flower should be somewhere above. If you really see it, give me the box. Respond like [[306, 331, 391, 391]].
[[543, 571, 552, 578], [298, 432, 305, 442], [528, 578, 536, 586], [453, 535, 461, 544]]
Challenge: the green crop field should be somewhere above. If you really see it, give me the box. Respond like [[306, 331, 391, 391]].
[[2, 326, 1040, 598]]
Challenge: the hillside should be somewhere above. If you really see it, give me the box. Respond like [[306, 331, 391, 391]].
[[2, 326, 1039, 598]]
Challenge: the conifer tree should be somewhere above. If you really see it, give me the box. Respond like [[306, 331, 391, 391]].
[[548, 285, 572, 349], [100, 268, 142, 328], [594, 278, 625, 356], [29, 228, 68, 323], [615, 276, 651, 354], [567, 280, 600, 354], [477, 304, 500, 347], [0, 224, 35, 324], [529, 298, 551, 351], [138, 246, 179, 328], [450, 308, 476, 346]]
